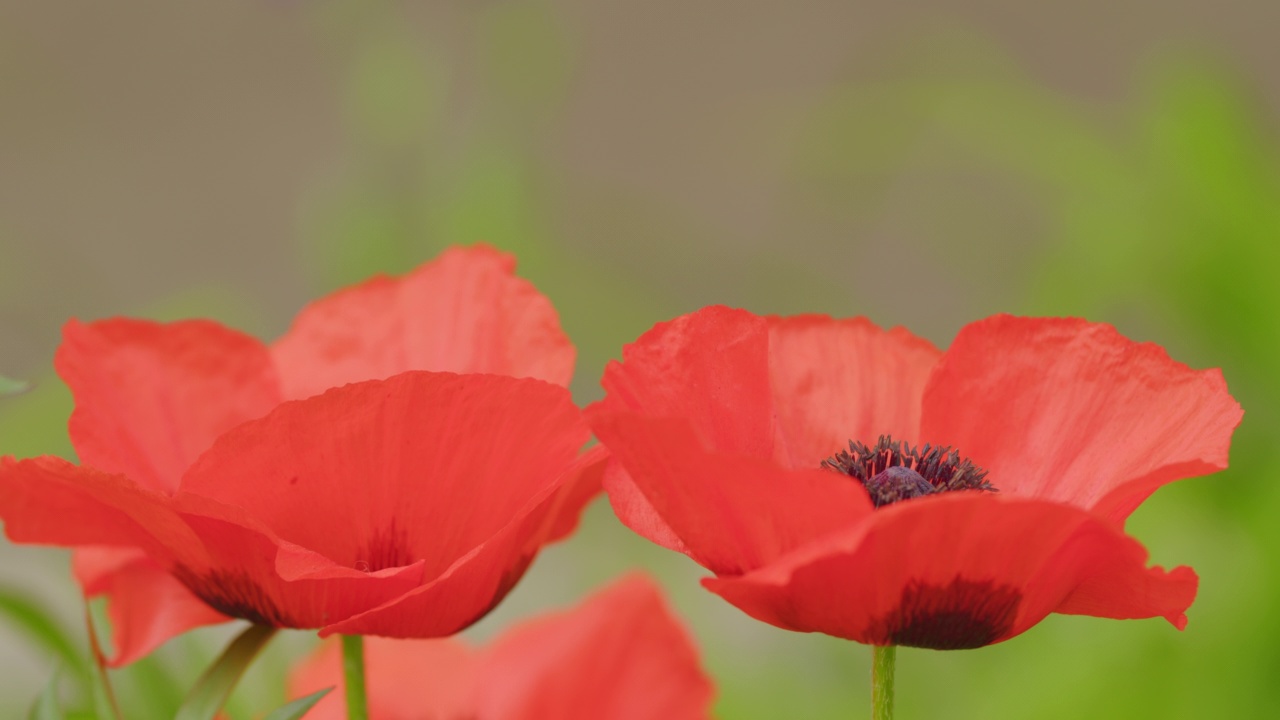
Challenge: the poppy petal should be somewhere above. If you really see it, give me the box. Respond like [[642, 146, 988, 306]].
[[288, 637, 479, 720], [703, 493, 1196, 649], [0, 456, 209, 567], [541, 445, 611, 544], [72, 546, 145, 594], [597, 306, 776, 459], [316, 448, 605, 638], [179, 371, 590, 580], [162, 497, 428, 629], [588, 410, 873, 576], [602, 460, 689, 555], [140, 504, 422, 627], [271, 246, 575, 400], [767, 315, 941, 469], [56, 318, 281, 494], [921, 315, 1243, 523], [473, 574, 714, 720], [74, 549, 230, 666]]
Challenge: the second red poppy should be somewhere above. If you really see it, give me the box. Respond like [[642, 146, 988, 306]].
[[587, 307, 1242, 649]]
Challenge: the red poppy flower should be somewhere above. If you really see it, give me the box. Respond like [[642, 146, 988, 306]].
[[586, 306, 1242, 649], [289, 574, 715, 720], [0, 246, 603, 664]]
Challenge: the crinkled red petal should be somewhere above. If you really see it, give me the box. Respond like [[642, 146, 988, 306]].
[[704, 493, 1197, 649], [0, 456, 208, 567], [921, 315, 1242, 523], [595, 307, 941, 473], [180, 371, 590, 580], [473, 574, 714, 720], [271, 246, 575, 400], [597, 306, 776, 459], [0, 456, 427, 637], [56, 318, 280, 494], [588, 409, 873, 576], [166, 494, 428, 630], [542, 445, 610, 544], [316, 446, 606, 638], [766, 314, 940, 469], [73, 546, 146, 594], [601, 460, 689, 556]]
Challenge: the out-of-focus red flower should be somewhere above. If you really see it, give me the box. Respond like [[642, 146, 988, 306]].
[[289, 574, 715, 720], [587, 306, 1242, 649], [0, 246, 604, 664]]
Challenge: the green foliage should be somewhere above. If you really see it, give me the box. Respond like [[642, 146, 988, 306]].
[[262, 688, 332, 720], [1135, 58, 1280, 372], [174, 625, 278, 720], [112, 651, 187, 719], [27, 670, 64, 720], [0, 590, 90, 685]]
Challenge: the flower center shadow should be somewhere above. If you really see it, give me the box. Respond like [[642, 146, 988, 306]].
[[867, 577, 1022, 650], [173, 566, 295, 627], [354, 523, 416, 573]]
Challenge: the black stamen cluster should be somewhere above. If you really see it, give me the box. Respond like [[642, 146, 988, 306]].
[[821, 434, 997, 496]]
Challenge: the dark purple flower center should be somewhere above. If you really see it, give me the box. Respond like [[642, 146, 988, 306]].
[[821, 434, 996, 508]]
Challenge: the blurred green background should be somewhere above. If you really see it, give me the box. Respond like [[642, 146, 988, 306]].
[[2, 0, 1278, 717]]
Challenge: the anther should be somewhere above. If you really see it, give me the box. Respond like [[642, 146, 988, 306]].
[[821, 434, 996, 508]]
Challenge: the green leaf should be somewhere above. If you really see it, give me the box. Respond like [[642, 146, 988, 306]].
[[262, 688, 333, 720], [0, 373, 30, 397], [174, 624, 278, 720], [0, 588, 90, 683], [27, 669, 64, 720]]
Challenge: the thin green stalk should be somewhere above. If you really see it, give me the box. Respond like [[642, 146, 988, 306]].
[[872, 645, 896, 720], [175, 624, 277, 720], [341, 634, 369, 720], [84, 606, 121, 720]]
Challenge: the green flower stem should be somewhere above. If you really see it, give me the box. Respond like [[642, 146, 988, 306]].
[[872, 645, 896, 720], [84, 606, 122, 720], [175, 624, 277, 720], [342, 634, 369, 720]]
